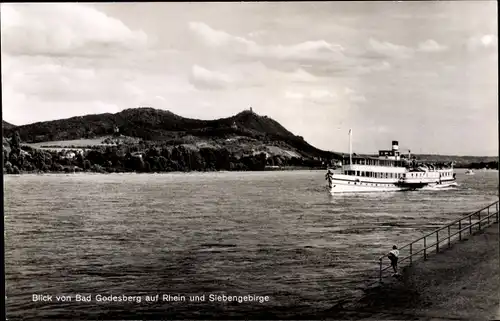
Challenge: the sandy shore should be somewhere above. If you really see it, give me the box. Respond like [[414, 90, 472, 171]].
[[325, 222, 499, 320]]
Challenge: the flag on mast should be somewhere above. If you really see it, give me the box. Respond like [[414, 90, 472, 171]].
[[348, 128, 352, 135]]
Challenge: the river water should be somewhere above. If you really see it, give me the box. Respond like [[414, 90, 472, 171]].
[[4, 169, 498, 319]]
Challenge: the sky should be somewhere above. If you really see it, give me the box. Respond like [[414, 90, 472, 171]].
[[1, 1, 498, 156]]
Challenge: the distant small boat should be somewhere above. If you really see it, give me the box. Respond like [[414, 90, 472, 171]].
[[465, 169, 475, 175]]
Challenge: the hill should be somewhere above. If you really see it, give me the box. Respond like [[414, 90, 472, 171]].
[[2, 120, 16, 131], [2, 107, 344, 174], [3, 107, 338, 160]]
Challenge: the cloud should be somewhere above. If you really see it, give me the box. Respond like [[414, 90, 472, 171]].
[[467, 34, 498, 50], [1, 53, 183, 123], [367, 38, 413, 58], [284, 91, 305, 100], [189, 65, 233, 90], [417, 39, 447, 52], [355, 60, 391, 74], [286, 68, 318, 82], [344, 87, 367, 103], [248, 30, 267, 38], [239, 62, 318, 84], [189, 21, 344, 63], [284, 89, 336, 104], [187, 62, 320, 90], [1, 3, 148, 56], [284, 87, 365, 106], [2, 73, 122, 124], [188, 21, 254, 48]]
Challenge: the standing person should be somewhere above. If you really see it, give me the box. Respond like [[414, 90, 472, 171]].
[[388, 245, 400, 276], [325, 169, 333, 188]]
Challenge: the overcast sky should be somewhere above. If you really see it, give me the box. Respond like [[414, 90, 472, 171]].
[[1, 2, 497, 155]]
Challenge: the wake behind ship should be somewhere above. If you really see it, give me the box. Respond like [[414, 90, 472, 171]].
[[326, 139, 456, 193]]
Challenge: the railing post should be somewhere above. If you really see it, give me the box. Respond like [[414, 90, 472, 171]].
[[424, 237, 427, 260], [379, 258, 382, 283], [448, 226, 451, 248], [459, 219, 462, 240], [496, 202, 499, 222], [410, 243, 413, 265], [436, 232, 439, 253]]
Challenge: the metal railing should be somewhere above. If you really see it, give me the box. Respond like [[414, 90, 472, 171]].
[[376, 200, 499, 284]]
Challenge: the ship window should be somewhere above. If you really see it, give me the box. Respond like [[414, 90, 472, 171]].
[[356, 171, 360, 176]]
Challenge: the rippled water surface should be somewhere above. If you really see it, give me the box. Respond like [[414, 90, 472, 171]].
[[4, 169, 499, 319]]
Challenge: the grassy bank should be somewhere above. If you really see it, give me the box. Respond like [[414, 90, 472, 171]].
[[325, 223, 499, 320]]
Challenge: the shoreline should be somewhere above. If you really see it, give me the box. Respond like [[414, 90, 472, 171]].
[[3, 166, 491, 176], [3, 167, 328, 175]]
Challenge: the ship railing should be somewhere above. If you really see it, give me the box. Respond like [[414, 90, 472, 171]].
[[372, 200, 499, 285]]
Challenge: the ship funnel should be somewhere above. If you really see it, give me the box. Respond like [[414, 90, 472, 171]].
[[392, 140, 399, 151]]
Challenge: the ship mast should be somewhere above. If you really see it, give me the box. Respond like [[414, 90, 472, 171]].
[[349, 128, 352, 165]]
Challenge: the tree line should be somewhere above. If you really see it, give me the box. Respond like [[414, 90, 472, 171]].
[[3, 133, 325, 174], [465, 161, 499, 170]]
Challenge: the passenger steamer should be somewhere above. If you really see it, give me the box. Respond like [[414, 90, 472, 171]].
[[326, 132, 456, 193]]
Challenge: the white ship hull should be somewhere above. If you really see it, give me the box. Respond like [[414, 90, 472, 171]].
[[327, 173, 456, 194], [328, 179, 457, 193], [329, 179, 408, 193]]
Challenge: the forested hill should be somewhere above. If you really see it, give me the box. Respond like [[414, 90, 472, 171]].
[[2, 120, 16, 131], [3, 107, 339, 160]]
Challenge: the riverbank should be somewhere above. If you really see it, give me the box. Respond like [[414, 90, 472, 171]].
[[325, 223, 499, 320], [3, 166, 328, 175]]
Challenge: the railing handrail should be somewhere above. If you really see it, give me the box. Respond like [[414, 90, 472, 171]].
[[377, 200, 499, 261]]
